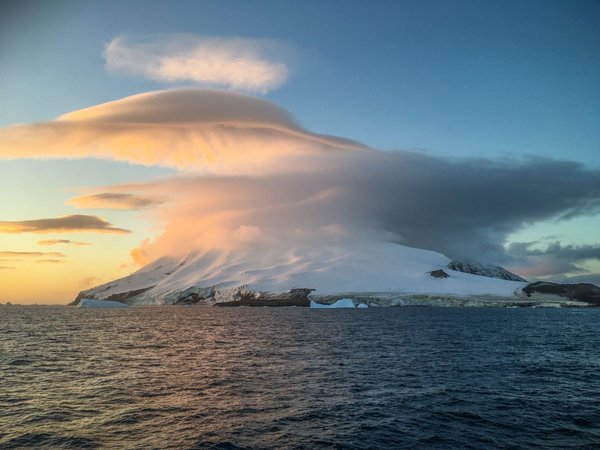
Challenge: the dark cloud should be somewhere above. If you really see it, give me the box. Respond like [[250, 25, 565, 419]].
[[507, 242, 600, 260], [559, 273, 600, 286], [0, 215, 130, 234], [66, 193, 165, 210], [37, 239, 91, 246], [506, 241, 600, 277], [352, 153, 600, 262]]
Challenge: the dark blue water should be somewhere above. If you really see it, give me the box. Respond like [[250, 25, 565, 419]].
[[1, 306, 600, 449]]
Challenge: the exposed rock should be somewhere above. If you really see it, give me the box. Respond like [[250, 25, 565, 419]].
[[215, 288, 313, 307], [172, 286, 215, 305], [70, 291, 87, 306], [70, 286, 154, 306], [448, 259, 527, 282], [522, 281, 600, 306], [429, 269, 449, 279]]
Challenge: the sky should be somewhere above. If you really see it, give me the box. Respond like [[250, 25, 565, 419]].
[[0, 0, 599, 303]]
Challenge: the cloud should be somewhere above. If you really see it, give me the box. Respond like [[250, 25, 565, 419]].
[[0, 251, 65, 258], [0, 266, 16, 270], [102, 153, 600, 271], [104, 34, 291, 93], [559, 272, 600, 286], [1, 89, 599, 280], [37, 239, 91, 246], [0, 215, 130, 234], [507, 241, 600, 260], [506, 241, 600, 277], [66, 193, 165, 210], [80, 276, 101, 288], [0, 89, 365, 173], [36, 259, 64, 264]]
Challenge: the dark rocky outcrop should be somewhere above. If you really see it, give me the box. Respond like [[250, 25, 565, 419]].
[[69, 287, 154, 306], [215, 288, 313, 307], [69, 291, 88, 306], [522, 281, 600, 306], [429, 269, 449, 279], [173, 286, 215, 305], [448, 259, 527, 282], [173, 292, 208, 305]]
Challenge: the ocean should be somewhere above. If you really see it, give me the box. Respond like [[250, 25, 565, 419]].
[[1, 306, 600, 449]]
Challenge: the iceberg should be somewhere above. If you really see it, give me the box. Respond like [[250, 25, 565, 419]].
[[77, 298, 129, 308], [310, 299, 364, 308]]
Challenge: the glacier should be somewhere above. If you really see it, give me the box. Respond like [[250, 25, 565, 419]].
[[310, 299, 367, 308], [77, 298, 129, 308]]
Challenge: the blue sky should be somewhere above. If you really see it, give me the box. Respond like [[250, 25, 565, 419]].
[[2, 0, 599, 160]]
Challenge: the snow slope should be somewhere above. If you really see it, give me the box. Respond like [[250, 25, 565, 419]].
[[76, 242, 527, 306]]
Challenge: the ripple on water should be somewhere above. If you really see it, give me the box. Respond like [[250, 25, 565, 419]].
[[1, 306, 600, 449]]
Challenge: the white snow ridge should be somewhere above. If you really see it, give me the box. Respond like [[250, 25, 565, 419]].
[[72, 241, 557, 307]]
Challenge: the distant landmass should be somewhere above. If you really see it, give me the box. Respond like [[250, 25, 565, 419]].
[[71, 242, 600, 308]]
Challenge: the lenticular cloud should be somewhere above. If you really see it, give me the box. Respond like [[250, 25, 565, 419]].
[[0, 89, 366, 173], [1, 89, 600, 274]]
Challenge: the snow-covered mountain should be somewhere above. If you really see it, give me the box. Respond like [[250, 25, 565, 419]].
[[73, 242, 541, 307], [447, 260, 527, 282]]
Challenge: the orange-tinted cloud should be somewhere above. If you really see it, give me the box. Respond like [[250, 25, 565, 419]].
[[0, 251, 65, 258], [37, 239, 91, 246], [0, 266, 16, 270], [0, 89, 366, 174], [36, 259, 65, 264], [66, 193, 165, 210], [98, 153, 600, 270], [3, 88, 599, 283], [0, 215, 130, 234], [80, 276, 101, 288]]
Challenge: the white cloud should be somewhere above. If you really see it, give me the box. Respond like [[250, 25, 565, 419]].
[[104, 34, 291, 93]]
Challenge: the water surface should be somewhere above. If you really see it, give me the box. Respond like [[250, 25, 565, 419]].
[[2, 306, 600, 449]]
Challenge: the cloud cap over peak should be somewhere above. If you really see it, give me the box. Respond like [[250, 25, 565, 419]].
[[58, 89, 300, 128], [104, 34, 292, 93]]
